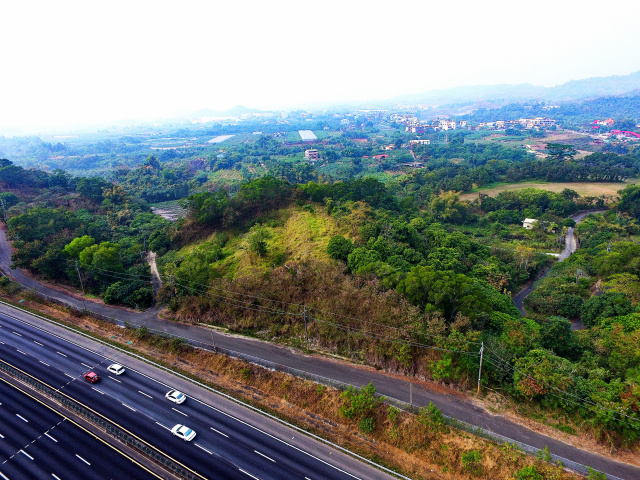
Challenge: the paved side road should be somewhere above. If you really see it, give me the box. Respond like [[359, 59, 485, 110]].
[[1, 228, 639, 479], [512, 209, 607, 317]]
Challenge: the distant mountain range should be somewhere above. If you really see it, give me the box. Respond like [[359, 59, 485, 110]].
[[187, 72, 640, 119], [384, 71, 640, 107]]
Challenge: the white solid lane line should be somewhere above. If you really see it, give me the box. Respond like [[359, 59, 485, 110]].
[[39, 361, 50, 367], [45, 432, 57, 443], [76, 454, 91, 466], [254, 450, 275, 463], [195, 443, 212, 455], [12, 331, 21, 336], [16, 414, 28, 423], [171, 407, 187, 417], [138, 390, 152, 399], [210, 427, 228, 438], [239, 469, 260, 480], [20, 449, 33, 460], [34, 341, 43, 346], [56, 351, 67, 357], [92, 387, 105, 395], [122, 403, 136, 412], [108, 376, 121, 383]]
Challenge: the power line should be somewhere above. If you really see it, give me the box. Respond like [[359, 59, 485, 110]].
[[484, 352, 640, 429], [308, 314, 481, 356], [68, 261, 483, 349]]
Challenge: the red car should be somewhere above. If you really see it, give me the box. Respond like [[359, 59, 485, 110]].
[[83, 371, 100, 383]]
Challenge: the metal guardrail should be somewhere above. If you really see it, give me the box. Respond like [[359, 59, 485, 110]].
[[0, 360, 200, 480], [3, 280, 621, 479]]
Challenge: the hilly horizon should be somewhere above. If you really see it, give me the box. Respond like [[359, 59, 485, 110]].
[[188, 71, 640, 118], [382, 70, 640, 108]]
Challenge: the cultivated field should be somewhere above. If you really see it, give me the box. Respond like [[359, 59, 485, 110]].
[[207, 134, 235, 143], [460, 179, 640, 202]]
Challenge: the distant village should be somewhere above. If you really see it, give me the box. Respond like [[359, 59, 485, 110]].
[[389, 113, 557, 132]]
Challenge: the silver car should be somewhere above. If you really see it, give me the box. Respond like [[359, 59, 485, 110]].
[[171, 424, 196, 441], [107, 364, 125, 375]]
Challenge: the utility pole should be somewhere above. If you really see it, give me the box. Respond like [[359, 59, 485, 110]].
[[409, 383, 413, 406], [477, 341, 484, 396], [209, 324, 218, 353], [75, 260, 87, 312], [303, 305, 309, 350]]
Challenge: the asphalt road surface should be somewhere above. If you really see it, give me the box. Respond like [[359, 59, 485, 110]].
[[0, 309, 396, 480], [0, 378, 159, 480]]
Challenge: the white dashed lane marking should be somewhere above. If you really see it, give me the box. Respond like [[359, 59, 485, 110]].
[[254, 450, 275, 463], [210, 427, 228, 438]]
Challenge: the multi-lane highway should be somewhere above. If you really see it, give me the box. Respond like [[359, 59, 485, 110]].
[[0, 308, 397, 480], [0, 378, 161, 480]]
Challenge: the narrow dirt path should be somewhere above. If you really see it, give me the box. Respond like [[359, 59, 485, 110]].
[[146, 251, 162, 300]]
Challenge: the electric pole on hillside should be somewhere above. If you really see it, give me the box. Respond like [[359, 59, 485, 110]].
[[75, 260, 87, 312], [477, 342, 484, 396]]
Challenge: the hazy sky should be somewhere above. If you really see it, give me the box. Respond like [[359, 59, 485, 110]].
[[3, 0, 640, 131]]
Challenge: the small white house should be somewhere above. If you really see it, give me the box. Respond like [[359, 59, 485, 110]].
[[523, 218, 538, 229]]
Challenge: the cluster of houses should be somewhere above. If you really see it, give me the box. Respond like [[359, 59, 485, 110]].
[[390, 114, 557, 133]]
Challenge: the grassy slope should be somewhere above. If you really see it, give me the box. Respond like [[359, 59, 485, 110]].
[[176, 205, 351, 280]]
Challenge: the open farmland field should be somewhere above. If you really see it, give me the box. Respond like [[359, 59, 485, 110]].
[[460, 179, 640, 202], [287, 131, 301, 142]]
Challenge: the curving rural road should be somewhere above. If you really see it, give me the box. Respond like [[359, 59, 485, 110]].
[[512, 210, 607, 317], [1, 225, 639, 479]]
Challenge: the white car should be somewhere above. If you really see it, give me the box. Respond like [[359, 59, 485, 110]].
[[107, 364, 125, 375], [171, 424, 196, 442], [165, 390, 186, 404]]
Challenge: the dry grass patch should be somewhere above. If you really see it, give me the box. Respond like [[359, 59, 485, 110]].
[[460, 179, 640, 202]]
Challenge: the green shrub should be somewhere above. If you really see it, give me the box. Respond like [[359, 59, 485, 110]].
[[515, 465, 543, 480], [339, 382, 381, 420], [587, 467, 607, 480], [135, 326, 149, 339], [358, 417, 374, 433], [387, 405, 400, 423], [461, 450, 482, 473]]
